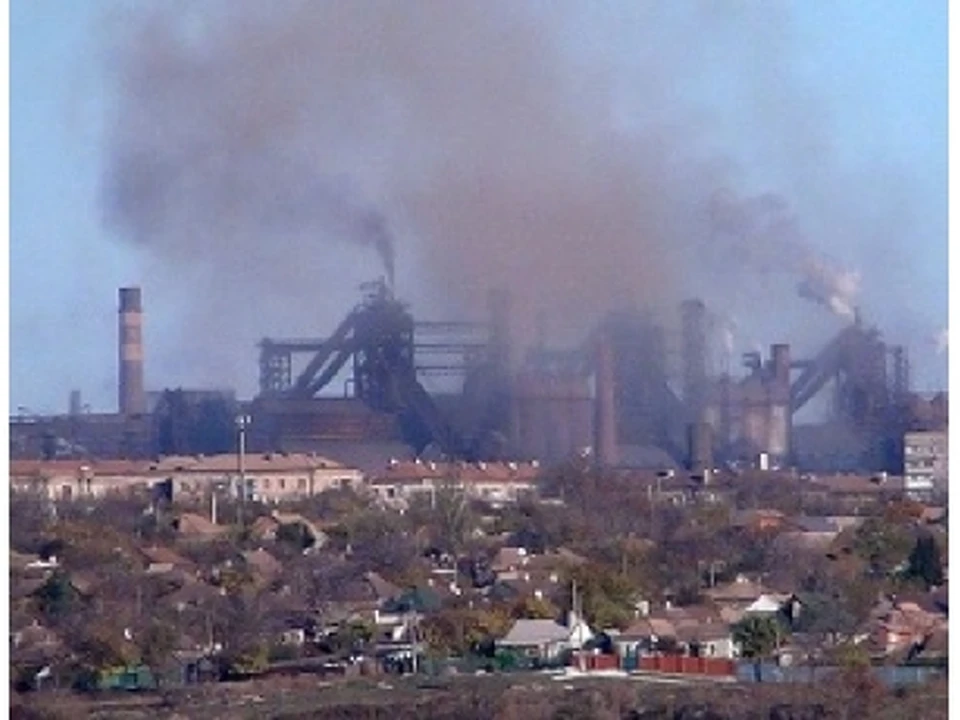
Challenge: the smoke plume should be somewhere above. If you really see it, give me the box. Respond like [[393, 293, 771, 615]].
[[934, 328, 948, 355], [100, 2, 882, 391], [709, 189, 861, 322]]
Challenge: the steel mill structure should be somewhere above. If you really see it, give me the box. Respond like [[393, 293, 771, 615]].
[[8, 282, 937, 475]]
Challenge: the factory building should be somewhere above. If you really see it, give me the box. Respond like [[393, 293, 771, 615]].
[[8, 284, 941, 479]]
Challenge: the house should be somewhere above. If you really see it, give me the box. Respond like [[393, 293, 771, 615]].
[[863, 597, 942, 659], [498, 612, 593, 663], [140, 545, 197, 576], [731, 509, 787, 532], [615, 617, 679, 658], [675, 622, 737, 659], [172, 512, 229, 541], [251, 511, 328, 549], [704, 575, 774, 612], [241, 549, 284, 587]]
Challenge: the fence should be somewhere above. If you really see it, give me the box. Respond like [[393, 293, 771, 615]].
[[637, 655, 736, 677], [735, 662, 946, 687]]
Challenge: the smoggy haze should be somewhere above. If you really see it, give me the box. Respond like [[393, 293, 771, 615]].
[[11, 1, 947, 412]]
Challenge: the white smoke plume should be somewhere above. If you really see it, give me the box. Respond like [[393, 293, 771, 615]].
[[710, 189, 861, 322], [934, 327, 948, 355]]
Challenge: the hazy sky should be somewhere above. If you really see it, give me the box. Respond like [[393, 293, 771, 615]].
[[11, 1, 947, 414]]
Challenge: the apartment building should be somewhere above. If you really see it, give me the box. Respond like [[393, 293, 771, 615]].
[[903, 431, 948, 497]]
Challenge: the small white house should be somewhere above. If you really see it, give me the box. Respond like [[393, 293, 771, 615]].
[[498, 612, 593, 663]]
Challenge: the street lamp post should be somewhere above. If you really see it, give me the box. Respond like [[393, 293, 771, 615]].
[[235, 414, 251, 526]]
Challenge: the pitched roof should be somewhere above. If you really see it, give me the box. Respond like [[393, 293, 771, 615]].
[[174, 513, 227, 538], [788, 516, 841, 534], [705, 577, 771, 603], [242, 549, 283, 580], [500, 619, 570, 646], [620, 617, 676, 640], [675, 621, 733, 643], [141, 545, 195, 569], [152, 453, 348, 474], [364, 571, 401, 601], [491, 547, 529, 572]]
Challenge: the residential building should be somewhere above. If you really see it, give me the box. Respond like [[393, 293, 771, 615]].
[[367, 460, 539, 508], [903, 431, 948, 497], [498, 613, 593, 663], [10, 453, 363, 504]]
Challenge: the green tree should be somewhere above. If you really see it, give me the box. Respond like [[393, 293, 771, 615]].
[[905, 534, 944, 589], [565, 564, 639, 630], [732, 615, 784, 682], [33, 571, 79, 620], [851, 517, 914, 578]]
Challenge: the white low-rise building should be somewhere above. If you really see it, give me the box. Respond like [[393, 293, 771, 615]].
[[11, 453, 363, 504], [367, 459, 540, 508]]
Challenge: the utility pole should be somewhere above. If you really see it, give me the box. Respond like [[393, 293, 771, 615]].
[[235, 414, 251, 527]]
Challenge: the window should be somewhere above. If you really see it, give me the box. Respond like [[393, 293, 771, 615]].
[[298, 477, 307, 491], [278, 478, 286, 490]]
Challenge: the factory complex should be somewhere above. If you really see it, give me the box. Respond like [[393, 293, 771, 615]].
[[9, 282, 948, 503]]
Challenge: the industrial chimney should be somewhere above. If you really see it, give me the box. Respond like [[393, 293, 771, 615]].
[[118, 287, 146, 415], [488, 286, 512, 370], [594, 329, 618, 467], [681, 299, 709, 421]]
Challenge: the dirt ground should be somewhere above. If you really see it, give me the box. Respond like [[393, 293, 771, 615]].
[[10, 672, 949, 720]]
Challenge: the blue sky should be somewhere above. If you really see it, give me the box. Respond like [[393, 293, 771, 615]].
[[10, 1, 947, 413]]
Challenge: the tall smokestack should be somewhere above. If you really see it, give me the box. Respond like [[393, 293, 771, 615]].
[[681, 299, 708, 422], [118, 287, 146, 415], [594, 329, 618, 467], [771, 344, 791, 392], [488, 287, 512, 370]]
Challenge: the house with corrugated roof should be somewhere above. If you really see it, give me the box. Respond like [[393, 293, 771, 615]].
[[498, 611, 593, 664]]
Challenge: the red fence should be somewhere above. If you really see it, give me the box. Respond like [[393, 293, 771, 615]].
[[637, 655, 735, 677], [570, 653, 621, 672]]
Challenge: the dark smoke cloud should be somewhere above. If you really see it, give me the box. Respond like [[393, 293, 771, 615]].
[[100, 1, 905, 392]]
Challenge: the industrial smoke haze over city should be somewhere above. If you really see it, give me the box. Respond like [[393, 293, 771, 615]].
[[11, 1, 946, 414]]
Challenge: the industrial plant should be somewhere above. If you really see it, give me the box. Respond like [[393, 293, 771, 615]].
[[9, 282, 947, 480]]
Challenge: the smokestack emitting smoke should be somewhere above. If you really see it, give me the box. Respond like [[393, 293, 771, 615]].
[[118, 287, 146, 415], [100, 3, 893, 391], [709, 189, 861, 322]]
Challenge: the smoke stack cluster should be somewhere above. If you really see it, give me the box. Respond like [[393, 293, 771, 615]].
[[118, 287, 146, 415], [97, 3, 924, 396]]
